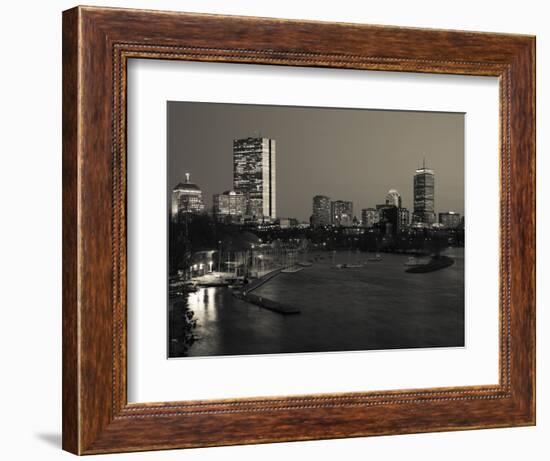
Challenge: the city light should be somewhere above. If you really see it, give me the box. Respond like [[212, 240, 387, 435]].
[[168, 113, 465, 362]]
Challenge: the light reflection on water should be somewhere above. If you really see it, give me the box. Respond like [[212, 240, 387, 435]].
[[169, 248, 464, 358], [189, 288, 218, 323]]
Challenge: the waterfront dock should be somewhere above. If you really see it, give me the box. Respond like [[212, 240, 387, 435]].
[[245, 292, 301, 315], [175, 248, 465, 358], [240, 268, 301, 314], [244, 268, 283, 293]]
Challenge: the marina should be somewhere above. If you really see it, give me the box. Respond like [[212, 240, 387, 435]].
[[169, 247, 464, 358]]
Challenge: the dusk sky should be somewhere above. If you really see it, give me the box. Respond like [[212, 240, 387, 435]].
[[167, 102, 464, 221]]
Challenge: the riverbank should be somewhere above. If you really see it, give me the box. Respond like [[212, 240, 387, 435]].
[[170, 248, 465, 358]]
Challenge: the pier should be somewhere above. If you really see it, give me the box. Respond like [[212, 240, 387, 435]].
[[244, 292, 301, 315], [244, 268, 283, 294], [241, 268, 302, 314], [172, 248, 465, 357]]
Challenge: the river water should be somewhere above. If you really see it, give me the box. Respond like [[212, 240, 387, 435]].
[[169, 248, 464, 357]]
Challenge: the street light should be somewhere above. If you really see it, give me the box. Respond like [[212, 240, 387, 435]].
[[218, 240, 222, 273]]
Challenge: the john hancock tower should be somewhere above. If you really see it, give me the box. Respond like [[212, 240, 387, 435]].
[[233, 137, 277, 221]]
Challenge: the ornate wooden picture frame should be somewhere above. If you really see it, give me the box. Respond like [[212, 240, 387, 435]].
[[62, 5, 535, 455]]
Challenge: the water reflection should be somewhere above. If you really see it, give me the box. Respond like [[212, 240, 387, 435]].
[[169, 248, 464, 358]]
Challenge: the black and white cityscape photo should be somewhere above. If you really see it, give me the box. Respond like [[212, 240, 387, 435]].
[[167, 102, 465, 358]]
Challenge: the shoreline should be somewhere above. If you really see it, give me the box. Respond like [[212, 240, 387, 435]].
[[172, 248, 464, 357]]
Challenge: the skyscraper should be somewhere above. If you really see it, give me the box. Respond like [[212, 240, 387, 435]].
[[312, 195, 332, 227], [233, 137, 276, 221], [385, 189, 402, 208], [413, 160, 435, 225], [171, 173, 205, 221], [331, 200, 353, 226]]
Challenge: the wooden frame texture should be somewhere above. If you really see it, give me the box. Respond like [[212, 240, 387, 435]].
[[62, 5, 536, 455]]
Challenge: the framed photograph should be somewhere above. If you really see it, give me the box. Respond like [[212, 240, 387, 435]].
[[62, 6, 535, 455]]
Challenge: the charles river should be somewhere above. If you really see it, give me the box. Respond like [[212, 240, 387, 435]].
[[169, 248, 464, 358]]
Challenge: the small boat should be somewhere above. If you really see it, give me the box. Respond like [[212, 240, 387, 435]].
[[333, 263, 363, 269], [367, 253, 383, 262], [298, 261, 313, 267]]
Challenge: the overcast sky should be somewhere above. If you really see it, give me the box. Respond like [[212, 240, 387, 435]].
[[167, 102, 464, 221]]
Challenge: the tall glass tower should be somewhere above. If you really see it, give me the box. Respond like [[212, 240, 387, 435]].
[[312, 195, 331, 227], [413, 160, 435, 225], [233, 137, 276, 221]]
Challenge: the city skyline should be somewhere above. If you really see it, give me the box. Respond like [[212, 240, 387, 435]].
[[168, 102, 464, 221], [171, 167, 462, 230], [168, 101, 465, 359], [170, 161, 459, 225]]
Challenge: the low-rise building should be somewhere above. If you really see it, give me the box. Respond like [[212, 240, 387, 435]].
[[361, 208, 380, 228], [439, 211, 461, 228], [213, 190, 246, 222]]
